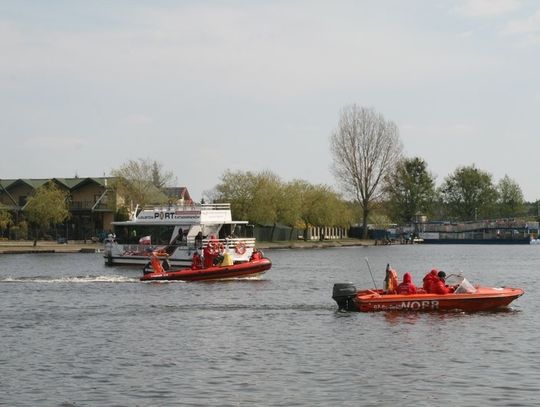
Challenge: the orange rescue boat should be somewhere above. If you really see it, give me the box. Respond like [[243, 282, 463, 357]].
[[141, 250, 271, 282], [332, 274, 524, 312]]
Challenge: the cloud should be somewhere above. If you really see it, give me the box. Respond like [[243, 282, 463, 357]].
[[0, 3, 495, 100], [121, 114, 153, 126], [24, 137, 84, 150], [503, 9, 540, 34], [452, 0, 523, 18]]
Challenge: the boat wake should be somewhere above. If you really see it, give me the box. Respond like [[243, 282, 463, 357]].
[[0, 275, 139, 283], [140, 275, 266, 283]]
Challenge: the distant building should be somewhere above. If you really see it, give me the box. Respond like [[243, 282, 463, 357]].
[[0, 177, 191, 241], [0, 177, 117, 240], [163, 187, 192, 204]]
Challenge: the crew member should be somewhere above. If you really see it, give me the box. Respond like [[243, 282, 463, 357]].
[[384, 264, 399, 294], [431, 271, 453, 294], [191, 251, 202, 269], [396, 272, 417, 295], [423, 269, 439, 293]]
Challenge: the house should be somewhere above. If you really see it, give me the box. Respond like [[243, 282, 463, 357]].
[[0, 177, 193, 241], [163, 187, 192, 204], [0, 177, 116, 240]]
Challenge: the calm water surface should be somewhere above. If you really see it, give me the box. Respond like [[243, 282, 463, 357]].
[[1, 245, 538, 406]]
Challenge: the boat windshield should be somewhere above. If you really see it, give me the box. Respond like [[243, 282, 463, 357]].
[[445, 274, 477, 294]]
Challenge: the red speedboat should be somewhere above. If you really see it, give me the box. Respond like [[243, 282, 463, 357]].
[[332, 274, 524, 312], [140, 252, 271, 282]]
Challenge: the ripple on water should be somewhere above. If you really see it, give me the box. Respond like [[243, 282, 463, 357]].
[[0, 246, 537, 406]]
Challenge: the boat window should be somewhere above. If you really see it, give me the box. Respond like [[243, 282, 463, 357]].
[[114, 225, 176, 245], [454, 278, 477, 294]]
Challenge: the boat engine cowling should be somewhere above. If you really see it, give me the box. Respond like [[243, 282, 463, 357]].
[[332, 283, 357, 311]]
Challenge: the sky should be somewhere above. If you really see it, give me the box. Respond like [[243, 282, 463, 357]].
[[1, 0, 540, 202]]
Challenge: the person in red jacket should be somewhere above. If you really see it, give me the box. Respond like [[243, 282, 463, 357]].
[[396, 272, 417, 295], [431, 271, 453, 294], [423, 269, 439, 293]]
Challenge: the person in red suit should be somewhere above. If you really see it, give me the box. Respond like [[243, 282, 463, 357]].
[[423, 269, 439, 293], [431, 271, 453, 294], [396, 272, 417, 295]]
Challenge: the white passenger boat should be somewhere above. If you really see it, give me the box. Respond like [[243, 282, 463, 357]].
[[103, 203, 257, 267]]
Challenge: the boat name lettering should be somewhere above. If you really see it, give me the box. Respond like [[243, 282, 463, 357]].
[[372, 300, 439, 310], [150, 212, 200, 220]]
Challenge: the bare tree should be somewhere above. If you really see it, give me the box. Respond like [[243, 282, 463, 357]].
[[330, 105, 402, 239]]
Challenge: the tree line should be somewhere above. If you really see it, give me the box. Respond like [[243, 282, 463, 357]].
[[329, 105, 530, 238], [1, 108, 537, 242]]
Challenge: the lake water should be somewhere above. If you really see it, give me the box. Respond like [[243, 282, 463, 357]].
[[0, 245, 538, 406]]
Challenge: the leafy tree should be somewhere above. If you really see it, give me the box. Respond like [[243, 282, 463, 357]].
[[497, 175, 524, 218], [212, 171, 354, 241], [215, 170, 293, 241], [330, 105, 403, 238], [439, 165, 498, 221], [292, 181, 352, 240], [0, 207, 12, 238], [213, 169, 260, 221], [24, 183, 70, 246], [248, 171, 283, 228], [384, 157, 436, 224], [110, 158, 175, 208]]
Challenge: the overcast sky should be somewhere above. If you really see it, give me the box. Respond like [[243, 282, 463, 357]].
[[1, 0, 539, 201]]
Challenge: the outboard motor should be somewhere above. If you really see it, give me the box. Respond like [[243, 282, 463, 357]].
[[332, 283, 357, 311]]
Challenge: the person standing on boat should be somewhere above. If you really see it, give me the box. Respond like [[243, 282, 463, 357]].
[[174, 228, 184, 245], [396, 272, 417, 294], [195, 231, 204, 249], [384, 264, 399, 294]]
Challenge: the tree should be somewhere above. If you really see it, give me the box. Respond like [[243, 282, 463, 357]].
[[214, 170, 293, 240], [290, 180, 353, 240], [384, 157, 436, 224], [212, 171, 355, 241], [497, 175, 524, 218], [24, 183, 70, 246], [439, 165, 498, 221], [0, 206, 12, 238], [330, 105, 403, 238], [110, 158, 175, 208], [212, 169, 260, 222]]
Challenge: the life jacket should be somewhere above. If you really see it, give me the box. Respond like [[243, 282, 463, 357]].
[[384, 266, 399, 293], [220, 252, 234, 266], [150, 253, 165, 274]]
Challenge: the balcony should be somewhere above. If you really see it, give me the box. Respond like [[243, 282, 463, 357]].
[[70, 201, 114, 212]]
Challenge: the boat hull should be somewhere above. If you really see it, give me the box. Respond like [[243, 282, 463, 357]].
[[140, 258, 272, 282], [105, 253, 191, 268], [334, 287, 524, 312]]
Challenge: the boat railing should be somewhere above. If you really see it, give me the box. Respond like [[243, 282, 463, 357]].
[[140, 203, 231, 212], [196, 237, 255, 249], [421, 219, 534, 233]]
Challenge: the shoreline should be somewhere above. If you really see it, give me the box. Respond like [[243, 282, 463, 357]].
[[0, 239, 374, 255]]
